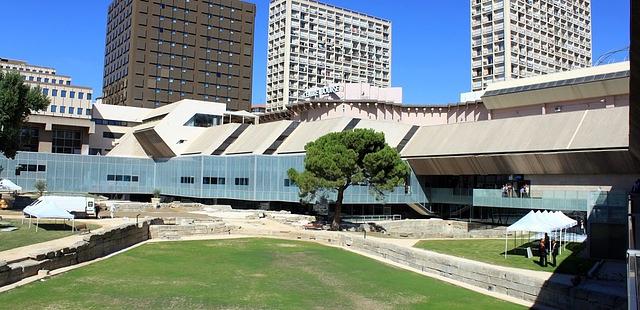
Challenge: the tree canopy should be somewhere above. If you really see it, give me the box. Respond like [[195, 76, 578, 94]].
[[0, 71, 49, 159], [288, 128, 410, 229]]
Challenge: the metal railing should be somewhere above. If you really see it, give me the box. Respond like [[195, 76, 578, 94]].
[[429, 188, 473, 205], [472, 189, 592, 211], [342, 214, 401, 223]]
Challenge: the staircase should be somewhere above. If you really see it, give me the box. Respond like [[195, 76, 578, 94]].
[[406, 202, 435, 216]]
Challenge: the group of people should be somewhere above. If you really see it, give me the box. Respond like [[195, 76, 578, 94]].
[[538, 232, 560, 267], [501, 183, 529, 198]]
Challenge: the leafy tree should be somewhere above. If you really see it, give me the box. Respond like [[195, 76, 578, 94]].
[[288, 129, 410, 229], [34, 179, 47, 197], [0, 71, 50, 159]]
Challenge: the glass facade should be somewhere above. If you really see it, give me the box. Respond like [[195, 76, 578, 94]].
[[52, 130, 82, 154], [0, 152, 615, 212], [0, 152, 425, 205]]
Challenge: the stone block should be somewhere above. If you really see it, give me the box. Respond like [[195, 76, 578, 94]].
[[28, 251, 47, 261], [0, 261, 9, 273]]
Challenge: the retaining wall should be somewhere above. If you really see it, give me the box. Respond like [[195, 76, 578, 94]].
[[150, 219, 231, 239], [376, 219, 506, 238], [0, 218, 163, 287], [253, 229, 625, 310]]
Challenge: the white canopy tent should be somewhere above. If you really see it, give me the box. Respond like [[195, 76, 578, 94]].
[[23, 200, 75, 232], [0, 179, 22, 192], [504, 210, 577, 258]]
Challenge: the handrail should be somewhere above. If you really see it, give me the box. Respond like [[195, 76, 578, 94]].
[[342, 214, 401, 223]]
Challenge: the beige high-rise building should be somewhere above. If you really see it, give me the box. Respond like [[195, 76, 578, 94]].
[[266, 0, 391, 111], [0, 58, 94, 155], [470, 0, 592, 90]]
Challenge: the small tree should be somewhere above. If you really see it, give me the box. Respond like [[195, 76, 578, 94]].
[[288, 129, 410, 229], [152, 188, 161, 198], [0, 71, 50, 159], [34, 179, 47, 197]]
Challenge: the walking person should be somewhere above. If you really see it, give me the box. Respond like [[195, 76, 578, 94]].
[[539, 239, 546, 267], [524, 184, 529, 198], [502, 184, 508, 197], [551, 240, 559, 267]]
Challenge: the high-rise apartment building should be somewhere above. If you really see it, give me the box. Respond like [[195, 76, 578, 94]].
[[102, 0, 256, 110], [0, 58, 95, 154], [266, 0, 391, 111], [470, 0, 592, 90]]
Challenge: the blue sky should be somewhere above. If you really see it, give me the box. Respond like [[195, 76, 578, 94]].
[[0, 0, 630, 104]]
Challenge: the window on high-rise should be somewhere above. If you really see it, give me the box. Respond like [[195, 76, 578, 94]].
[[52, 129, 82, 154]]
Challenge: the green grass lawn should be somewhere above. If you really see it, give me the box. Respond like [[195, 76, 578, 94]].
[[414, 239, 595, 275], [0, 219, 97, 252], [0, 238, 522, 309]]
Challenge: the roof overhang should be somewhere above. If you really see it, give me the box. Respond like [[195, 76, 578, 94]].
[[406, 149, 640, 175], [27, 114, 95, 134], [483, 75, 629, 110], [482, 62, 630, 110]]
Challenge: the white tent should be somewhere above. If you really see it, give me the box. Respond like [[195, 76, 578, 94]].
[[507, 211, 553, 233], [23, 199, 75, 232], [0, 179, 22, 192], [552, 211, 577, 228], [504, 210, 577, 258], [549, 211, 578, 253]]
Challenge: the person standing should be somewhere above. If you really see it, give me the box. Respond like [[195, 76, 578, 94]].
[[632, 178, 640, 194], [551, 240, 559, 266], [539, 239, 547, 267], [544, 233, 550, 266], [109, 204, 116, 219]]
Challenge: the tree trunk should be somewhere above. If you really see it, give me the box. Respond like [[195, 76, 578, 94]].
[[332, 188, 345, 230]]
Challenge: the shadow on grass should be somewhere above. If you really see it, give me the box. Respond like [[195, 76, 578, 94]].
[[32, 223, 75, 231], [501, 241, 596, 275]]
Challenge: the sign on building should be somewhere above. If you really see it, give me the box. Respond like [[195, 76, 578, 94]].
[[302, 85, 341, 99]]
